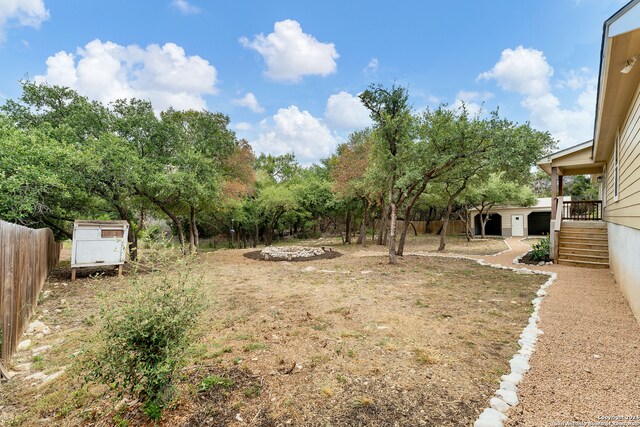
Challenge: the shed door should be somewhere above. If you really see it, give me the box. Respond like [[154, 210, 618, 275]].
[[511, 215, 524, 237]]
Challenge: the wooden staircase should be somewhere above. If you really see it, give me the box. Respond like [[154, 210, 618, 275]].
[[557, 222, 609, 268]]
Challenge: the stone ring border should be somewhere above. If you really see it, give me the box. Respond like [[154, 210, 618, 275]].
[[407, 251, 556, 427]]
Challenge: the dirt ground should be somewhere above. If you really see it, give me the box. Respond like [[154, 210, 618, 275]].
[[0, 235, 543, 426]]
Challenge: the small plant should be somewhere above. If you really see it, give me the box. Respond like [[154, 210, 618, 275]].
[[243, 383, 261, 398], [142, 400, 162, 421], [243, 342, 268, 352], [32, 354, 45, 370], [88, 270, 205, 419], [530, 236, 550, 261], [199, 374, 234, 391], [414, 348, 441, 365]]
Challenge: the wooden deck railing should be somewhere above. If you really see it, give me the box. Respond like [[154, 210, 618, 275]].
[[0, 221, 61, 378], [561, 200, 603, 221]]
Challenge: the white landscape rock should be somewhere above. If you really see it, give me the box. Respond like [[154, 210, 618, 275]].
[[477, 407, 507, 424], [41, 369, 65, 385], [14, 362, 32, 372], [261, 246, 325, 260], [26, 321, 51, 335], [17, 339, 32, 351], [24, 372, 47, 381], [496, 389, 519, 407], [490, 397, 511, 413], [31, 345, 52, 356], [499, 381, 518, 393], [501, 372, 523, 385]]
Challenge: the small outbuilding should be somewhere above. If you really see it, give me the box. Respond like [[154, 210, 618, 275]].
[[70, 220, 129, 281], [470, 197, 570, 238]]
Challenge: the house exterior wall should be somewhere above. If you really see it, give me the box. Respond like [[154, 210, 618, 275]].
[[608, 222, 640, 322], [603, 78, 640, 230], [602, 77, 640, 322]]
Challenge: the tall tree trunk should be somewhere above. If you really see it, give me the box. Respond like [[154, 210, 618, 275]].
[[147, 196, 186, 254], [377, 197, 387, 246], [254, 223, 259, 247], [397, 216, 411, 257], [397, 181, 428, 257], [264, 227, 272, 246], [388, 200, 397, 264], [345, 208, 352, 244], [480, 214, 487, 239], [138, 205, 146, 232], [358, 198, 368, 247], [189, 205, 198, 254], [461, 208, 472, 241], [438, 201, 454, 251]]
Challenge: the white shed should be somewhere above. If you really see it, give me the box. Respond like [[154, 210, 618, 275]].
[[469, 197, 571, 238], [70, 220, 129, 281]]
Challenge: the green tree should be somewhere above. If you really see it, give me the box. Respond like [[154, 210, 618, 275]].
[[566, 175, 598, 201], [329, 130, 374, 246], [360, 84, 413, 264]]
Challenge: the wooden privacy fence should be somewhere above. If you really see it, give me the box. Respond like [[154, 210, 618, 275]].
[[373, 220, 466, 235], [0, 220, 61, 377]]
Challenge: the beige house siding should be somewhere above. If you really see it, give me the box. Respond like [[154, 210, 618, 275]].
[[603, 78, 640, 231], [470, 208, 550, 238]]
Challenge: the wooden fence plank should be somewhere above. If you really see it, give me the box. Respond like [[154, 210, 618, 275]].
[[0, 221, 60, 378]]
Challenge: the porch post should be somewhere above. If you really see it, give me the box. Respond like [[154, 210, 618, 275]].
[[551, 167, 558, 219], [558, 174, 563, 197]]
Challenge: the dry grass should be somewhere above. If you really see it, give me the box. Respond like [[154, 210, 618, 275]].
[[0, 235, 542, 426]]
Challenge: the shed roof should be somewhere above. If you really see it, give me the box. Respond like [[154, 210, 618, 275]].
[[74, 220, 129, 227], [470, 197, 571, 212]]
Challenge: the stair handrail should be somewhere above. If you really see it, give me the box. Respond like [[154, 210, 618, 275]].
[[553, 196, 563, 261]]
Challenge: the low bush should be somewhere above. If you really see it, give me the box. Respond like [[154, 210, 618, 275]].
[[530, 236, 550, 261], [88, 270, 205, 420]]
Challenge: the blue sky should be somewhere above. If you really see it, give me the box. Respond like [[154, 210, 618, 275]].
[[0, 0, 630, 163]]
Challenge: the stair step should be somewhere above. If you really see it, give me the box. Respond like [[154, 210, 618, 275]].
[[557, 253, 610, 263], [559, 231, 608, 238], [559, 235, 608, 241], [557, 258, 610, 269], [559, 247, 609, 256], [560, 242, 609, 250], [561, 221, 607, 229]]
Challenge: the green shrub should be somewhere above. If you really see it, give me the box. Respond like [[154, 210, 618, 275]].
[[530, 236, 550, 261], [89, 271, 205, 418], [199, 374, 234, 391]]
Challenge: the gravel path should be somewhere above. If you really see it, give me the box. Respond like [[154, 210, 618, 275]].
[[478, 238, 640, 426]]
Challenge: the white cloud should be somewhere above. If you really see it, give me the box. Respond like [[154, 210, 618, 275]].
[[479, 46, 553, 96], [0, 0, 49, 43], [233, 121, 253, 131], [252, 105, 337, 164], [480, 46, 596, 148], [240, 19, 339, 82], [364, 57, 379, 75], [556, 67, 596, 90], [324, 91, 372, 130], [232, 92, 264, 113], [451, 90, 494, 116], [171, 0, 200, 14], [35, 39, 218, 111]]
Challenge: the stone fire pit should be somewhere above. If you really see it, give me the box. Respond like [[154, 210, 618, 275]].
[[261, 246, 327, 260]]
